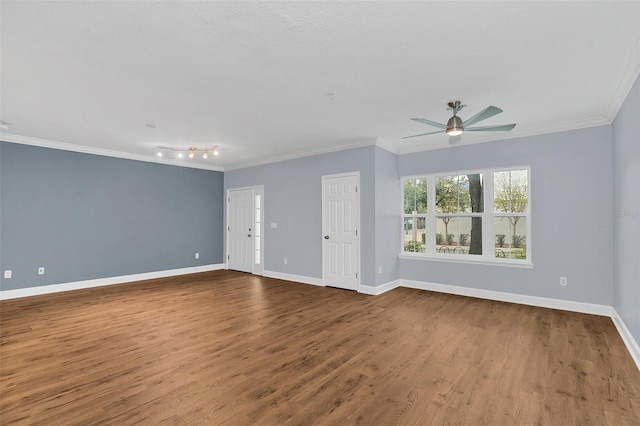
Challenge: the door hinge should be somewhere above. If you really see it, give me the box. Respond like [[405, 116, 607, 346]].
[[356, 273, 358, 279], [227, 255, 230, 260], [355, 186, 358, 192], [228, 226, 230, 231], [355, 229, 358, 236], [228, 197, 230, 202]]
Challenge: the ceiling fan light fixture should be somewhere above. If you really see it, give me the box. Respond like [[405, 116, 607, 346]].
[[446, 116, 463, 136]]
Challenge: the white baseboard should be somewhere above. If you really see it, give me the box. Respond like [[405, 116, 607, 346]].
[[0, 264, 225, 300], [400, 279, 613, 317], [611, 309, 640, 371], [359, 279, 401, 295], [263, 270, 324, 287]]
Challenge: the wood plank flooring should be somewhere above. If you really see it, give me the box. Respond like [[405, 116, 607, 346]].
[[1, 270, 639, 425]]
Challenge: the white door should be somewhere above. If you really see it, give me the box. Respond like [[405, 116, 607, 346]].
[[322, 173, 360, 291], [228, 188, 254, 273]]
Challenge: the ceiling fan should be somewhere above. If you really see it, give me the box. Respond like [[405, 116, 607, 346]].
[[403, 101, 516, 143]]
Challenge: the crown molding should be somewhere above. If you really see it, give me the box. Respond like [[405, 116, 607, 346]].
[[396, 116, 611, 155], [0, 134, 225, 172], [606, 35, 640, 122], [0, 110, 617, 171], [372, 138, 400, 155], [224, 137, 378, 171]]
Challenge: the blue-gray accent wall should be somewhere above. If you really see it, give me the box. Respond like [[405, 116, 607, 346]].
[[612, 73, 640, 344], [398, 125, 614, 305], [0, 142, 224, 291]]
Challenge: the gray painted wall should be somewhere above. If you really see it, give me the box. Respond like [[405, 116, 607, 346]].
[[398, 126, 614, 305], [374, 146, 401, 286], [224, 146, 376, 286], [0, 142, 224, 291], [612, 73, 640, 343]]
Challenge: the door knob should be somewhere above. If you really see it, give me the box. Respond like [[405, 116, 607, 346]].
[[324, 235, 330, 239]]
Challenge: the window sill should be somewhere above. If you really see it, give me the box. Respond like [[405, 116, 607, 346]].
[[398, 253, 534, 269]]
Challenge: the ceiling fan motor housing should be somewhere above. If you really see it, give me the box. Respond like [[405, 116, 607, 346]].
[[446, 115, 463, 136]]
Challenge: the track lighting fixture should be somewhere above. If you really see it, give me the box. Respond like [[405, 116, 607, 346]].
[[155, 146, 219, 160]]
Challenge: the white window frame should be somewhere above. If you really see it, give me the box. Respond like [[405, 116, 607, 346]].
[[402, 177, 428, 253], [399, 166, 532, 268]]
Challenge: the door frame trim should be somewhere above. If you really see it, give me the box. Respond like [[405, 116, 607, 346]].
[[321, 171, 361, 291], [226, 185, 264, 275]]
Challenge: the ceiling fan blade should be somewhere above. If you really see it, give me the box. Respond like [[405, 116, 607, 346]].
[[410, 118, 447, 129], [465, 123, 516, 132], [448, 135, 462, 144], [401, 130, 446, 139], [462, 106, 503, 127]]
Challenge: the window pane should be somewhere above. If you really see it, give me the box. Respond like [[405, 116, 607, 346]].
[[494, 216, 527, 259], [255, 230, 261, 265], [464, 173, 484, 213], [435, 216, 482, 255], [403, 217, 425, 252], [462, 216, 483, 255], [435, 176, 459, 213], [403, 179, 427, 214], [494, 170, 528, 213], [435, 174, 482, 214], [435, 215, 456, 247]]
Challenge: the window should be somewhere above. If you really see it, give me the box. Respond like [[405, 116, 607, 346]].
[[401, 167, 530, 265], [493, 169, 528, 260], [255, 194, 261, 264], [435, 174, 483, 256], [403, 178, 427, 252]]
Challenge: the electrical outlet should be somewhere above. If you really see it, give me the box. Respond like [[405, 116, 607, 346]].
[[560, 277, 568, 286], [284, 258, 288, 264], [195, 253, 200, 259], [4, 270, 12, 279], [38, 267, 45, 275]]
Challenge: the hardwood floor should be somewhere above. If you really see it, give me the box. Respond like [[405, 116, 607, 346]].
[[1, 270, 639, 425]]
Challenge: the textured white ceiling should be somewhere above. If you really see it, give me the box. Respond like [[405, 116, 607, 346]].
[[1, 1, 639, 170]]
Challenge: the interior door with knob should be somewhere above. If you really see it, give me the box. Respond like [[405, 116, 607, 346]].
[[322, 172, 360, 291], [228, 188, 254, 273]]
